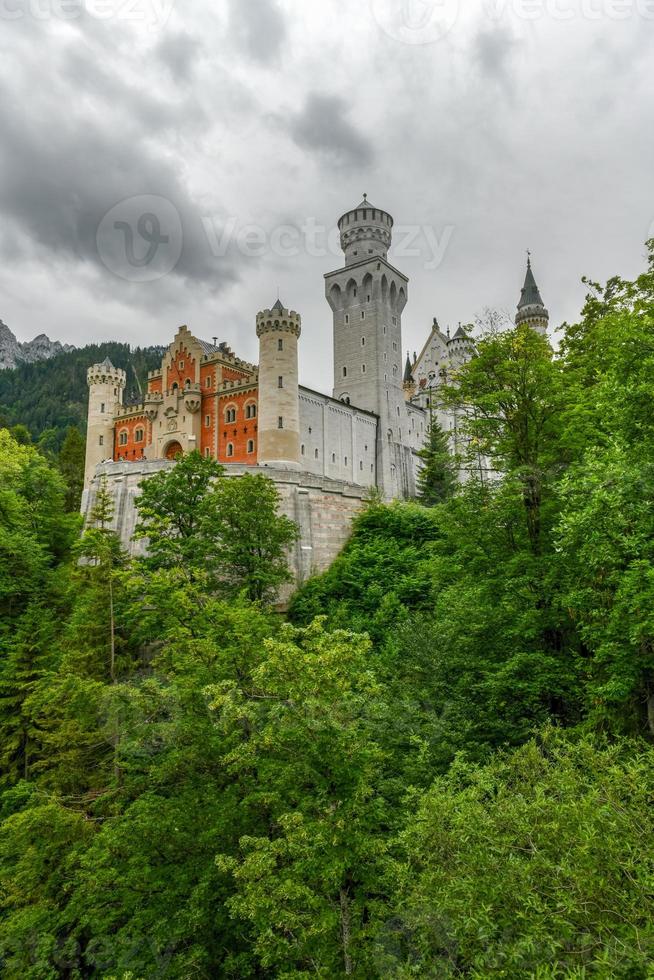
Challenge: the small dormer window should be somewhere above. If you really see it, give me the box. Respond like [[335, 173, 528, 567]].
[[179, 361, 184, 369]]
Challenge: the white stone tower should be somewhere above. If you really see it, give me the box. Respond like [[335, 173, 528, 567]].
[[325, 195, 414, 498], [256, 299, 301, 469], [516, 256, 549, 336], [84, 357, 126, 488]]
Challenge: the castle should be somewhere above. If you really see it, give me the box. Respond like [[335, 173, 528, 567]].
[[82, 197, 549, 585]]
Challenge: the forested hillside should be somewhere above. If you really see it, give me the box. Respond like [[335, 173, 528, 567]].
[[0, 343, 163, 450], [0, 245, 653, 978]]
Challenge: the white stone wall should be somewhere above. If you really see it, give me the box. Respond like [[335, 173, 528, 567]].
[[297, 387, 378, 487], [82, 459, 370, 606]]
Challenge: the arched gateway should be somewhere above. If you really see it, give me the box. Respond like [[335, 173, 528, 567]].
[[164, 441, 183, 460]]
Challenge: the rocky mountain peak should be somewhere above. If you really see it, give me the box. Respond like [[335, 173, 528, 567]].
[[0, 319, 75, 370]]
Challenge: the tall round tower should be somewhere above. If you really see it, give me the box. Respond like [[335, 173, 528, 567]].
[[256, 299, 301, 469], [84, 357, 126, 489], [516, 256, 549, 336]]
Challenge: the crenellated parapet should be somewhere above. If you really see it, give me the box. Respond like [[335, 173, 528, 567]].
[[256, 306, 301, 339], [87, 361, 126, 390]]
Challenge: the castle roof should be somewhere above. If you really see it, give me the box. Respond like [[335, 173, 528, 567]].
[[403, 352, 414, 384], [99, 356, 115, 370], [452, 325, 470, 340], [518, 257, 545, 310], [271, 298, 285, 313]]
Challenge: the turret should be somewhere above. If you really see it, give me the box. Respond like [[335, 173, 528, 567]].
[[403, 351, 416, 399], [256, 299, 301, 469], [84, 357, 126, 490], [447, 324, 475, 366], [516, 255, 549, 336], [337, 193, 393, 267]]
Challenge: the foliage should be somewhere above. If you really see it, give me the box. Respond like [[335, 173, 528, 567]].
[[395, 731, 654, 978], [0, 342, 162, 449]]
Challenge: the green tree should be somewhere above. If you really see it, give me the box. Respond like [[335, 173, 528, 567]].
[[58, 425, 85, 512], [134, 450, 224, 574], [205, 473, 298, 602], [395, 731, 654, 978], [211, 619, 389, 977], [416, 418, 457, 506]]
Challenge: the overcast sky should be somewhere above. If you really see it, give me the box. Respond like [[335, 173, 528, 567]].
[[1, 0, 652, 388]]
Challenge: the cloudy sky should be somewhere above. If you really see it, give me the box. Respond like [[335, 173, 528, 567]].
[[1, 0, 652, 388]]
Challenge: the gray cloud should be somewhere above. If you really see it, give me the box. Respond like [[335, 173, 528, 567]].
[[474, 25, 517, 86], [288, 94, 375, 169], [228, 0, 287, 64], [156, 32, 202, 83]]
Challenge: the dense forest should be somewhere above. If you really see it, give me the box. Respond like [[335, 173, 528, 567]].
[[0, 343, 163, 450], [0, 245, 653, 978]]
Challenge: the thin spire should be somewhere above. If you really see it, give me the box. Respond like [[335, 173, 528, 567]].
[[403, 351, 414, 384], [518, 254, 544, 310]]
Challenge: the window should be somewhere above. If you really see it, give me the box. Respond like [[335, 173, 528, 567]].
[[361, 311, 365, 320], [278, 376, 283, 388], [205, 447, 210, 458], [185, 379, 191, 389], [353, 288, 357, 297], [205, 415, 211, 427], [179, 360, 185, 369], [100, 402, 105, 413], [226, 443, 234, 457], [367, 294, 371, 302], [332, 453, 336, 463], [344, 456, 348, 465], [99, 435, 104, 446], [360, 460, 363, 470], [247, 439, 254, 453], [118, 431, 128, 446], [301, 444, 305, 455], [362, 364, 366, 374], [314, 448, 319, 459], [246, 403, 257, 419], [135, 428, 144, 442], [361, 337, 365, 346], [343, 366, 347, 377], [172, 382, 178, 391], [345, 314, 349, 324], [205, 376, 211, 388], [225, 407, 236, 423], [278, 338, 283, 351], [278, 417, 283, 429]]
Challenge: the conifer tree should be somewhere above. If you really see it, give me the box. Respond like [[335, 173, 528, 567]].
[[58, 425, 85, 512], [416, 419, 457, 506]]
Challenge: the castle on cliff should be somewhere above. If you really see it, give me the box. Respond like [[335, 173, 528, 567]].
[[82, 197, 549, 583]]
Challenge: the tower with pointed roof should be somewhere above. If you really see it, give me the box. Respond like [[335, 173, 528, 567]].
[[84, 357, 126, 489], [256, 298, 302, 469], [516, 256, 549, 336], [325, 195, 414, 498]]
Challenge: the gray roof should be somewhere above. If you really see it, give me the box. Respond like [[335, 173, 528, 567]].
[[452, 325, 469, 340], [518, 258, 545, 309], [403, 352, 414, 383], [197, 339, 221, 356], [99, 357, 115, 370], [272, 298, 285, 313]]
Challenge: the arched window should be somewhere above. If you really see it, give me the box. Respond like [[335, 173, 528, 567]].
[[226, 443, 234, 457], [135, 427, 144, 442], [314, 448, 319, 459], [225, 406, 237, 423], [118, 430, 128, 446], [185, 379, 191, 389], [245, 402, 257, 419], [301, 444, 305, 455], [172, 382, 178, 392]]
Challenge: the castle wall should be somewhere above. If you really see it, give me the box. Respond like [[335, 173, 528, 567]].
[[82, 460, 369, 604], [298, 387, 378, 487]]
